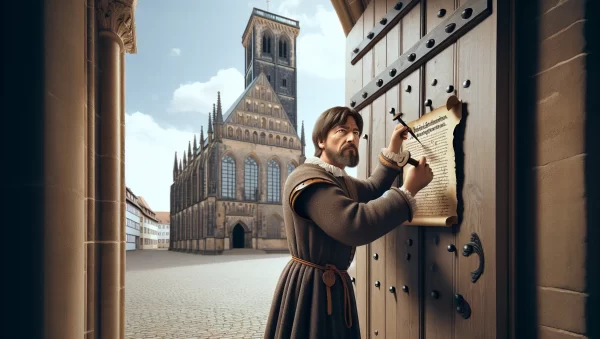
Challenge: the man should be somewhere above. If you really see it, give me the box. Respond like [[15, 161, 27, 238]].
[[264, 106, 434, 339]]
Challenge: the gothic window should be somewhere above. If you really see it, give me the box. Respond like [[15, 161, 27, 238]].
[[268, 134, 274, 145], [246, 101, 252, 111], [253, 131, 258, 143], [269, 120, 274, 129], [278, 38, 288, 59], [276, 135, 281, 146], [282, 137, 288, 147], [245, 115, 251, 125], [244, 157, 258, 201], [267, 91, 272, 101], [259, 103, 265, 114], [261, 118, 266, 129], [221, 155, 235, 199], [287, 163, 296, 176], [236, 128, 242, 140], [267, 160, 281, 202], [245, 130, 250, 141], [228, 127, 234, 138], [282, 79, 287, 87], [260, 132, 266, 144], [274, 107, 280, 116], [262, 33, 272, 54], [289, 138, 294, 148], [267, 74, 271, 83]]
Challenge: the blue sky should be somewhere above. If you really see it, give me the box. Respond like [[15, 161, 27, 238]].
[[124, 0, 357, 211]]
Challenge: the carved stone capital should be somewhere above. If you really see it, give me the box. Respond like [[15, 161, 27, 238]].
[[97, 0, 138, 53]]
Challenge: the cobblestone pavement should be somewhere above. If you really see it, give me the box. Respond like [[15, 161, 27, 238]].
[[125, 249, 291, 339]]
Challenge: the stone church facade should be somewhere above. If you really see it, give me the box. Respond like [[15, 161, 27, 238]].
[[170, 9, 304, 254]]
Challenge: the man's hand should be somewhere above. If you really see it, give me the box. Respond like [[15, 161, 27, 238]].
[[387, 124, 409, 154], [403, 156, 434, 197]]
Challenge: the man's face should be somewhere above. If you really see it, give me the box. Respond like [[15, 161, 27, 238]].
[[319, 116, 360, 168]]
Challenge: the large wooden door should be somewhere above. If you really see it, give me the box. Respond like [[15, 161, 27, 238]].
[[345, 0, 510, 338]]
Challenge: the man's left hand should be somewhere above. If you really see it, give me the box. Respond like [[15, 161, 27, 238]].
[[387, 124, 409, 154]]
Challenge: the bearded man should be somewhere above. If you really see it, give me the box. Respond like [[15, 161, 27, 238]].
[[264, 106, 433, 339]]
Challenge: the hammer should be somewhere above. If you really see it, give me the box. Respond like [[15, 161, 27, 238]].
[[389, 108, 421, 167]]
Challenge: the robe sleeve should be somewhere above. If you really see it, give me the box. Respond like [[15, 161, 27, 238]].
[[348, 148, 412, 202], [294, 181, 413, 247]]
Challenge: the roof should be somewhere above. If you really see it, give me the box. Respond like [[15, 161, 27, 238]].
[[330, 0, 371, 36], [137, 196, 151, 210], [155, 212, 170, 224], [222, 75, 260, 122]]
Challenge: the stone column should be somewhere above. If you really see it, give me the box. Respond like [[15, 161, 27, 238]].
[[43, 0, 86, 337], [96, 1, 137, 338]]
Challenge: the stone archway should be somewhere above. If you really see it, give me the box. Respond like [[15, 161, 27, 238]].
[[232, 224, 246, 248]]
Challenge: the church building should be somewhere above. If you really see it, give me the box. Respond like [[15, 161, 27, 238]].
[[169, 8, 304, 254]]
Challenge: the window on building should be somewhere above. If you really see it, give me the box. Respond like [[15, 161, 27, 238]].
[[244, 157, 258, 200], [282, 78, 287, 87], [262, 33, 272, 54], [288, 163, 296, 176], [278, 38, 288, 59], [267, 160, 280, 202], [221, 155, 235, 199]]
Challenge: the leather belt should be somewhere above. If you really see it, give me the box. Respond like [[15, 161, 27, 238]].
[[291, 256, 353, 328]]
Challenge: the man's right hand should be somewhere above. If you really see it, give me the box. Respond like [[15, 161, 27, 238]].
[[403, 156, 434, 197]]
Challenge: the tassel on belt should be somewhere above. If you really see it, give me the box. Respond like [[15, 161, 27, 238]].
[[291, 256, 353, 328]]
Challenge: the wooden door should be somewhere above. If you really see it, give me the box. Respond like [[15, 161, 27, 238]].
[[345, 0, 511, 338]]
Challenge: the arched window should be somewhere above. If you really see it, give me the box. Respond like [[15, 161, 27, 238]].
[[244, 157, 258, 200], [282, 137, 288, 147], [287, 163, 296, 176], [267, 160, 280, 202], [253, 131, 258, 143], [245, 130, 250, 141], [260, 132, 266, 144], [261, 118, 267, 128], [276, 135, 281, 146], [279, 38, 288, 59], [268, 134, 274, 145], [262, 32, 272, 54], [221, 155, 235, 199], [269, 120, 274, 129], [236, 128, 242, 140], [228, 127, 234, 138], [289, 138, 294, 148]]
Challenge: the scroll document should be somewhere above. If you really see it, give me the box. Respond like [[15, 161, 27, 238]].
[[402, 95, 462, 226]]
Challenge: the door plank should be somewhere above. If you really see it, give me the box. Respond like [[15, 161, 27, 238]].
[[396, 3, 422, 338], [345, 10, 366, 339]]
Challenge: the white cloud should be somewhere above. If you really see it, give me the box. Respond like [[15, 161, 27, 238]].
[[169, 48, 181, 56], [168, 68, 245, 114], [125, 112, 197, 211]]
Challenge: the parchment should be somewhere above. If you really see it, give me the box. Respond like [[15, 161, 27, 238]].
[[402, 95, 462, 227]]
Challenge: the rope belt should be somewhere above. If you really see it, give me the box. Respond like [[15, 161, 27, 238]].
[[291, 256, 353, 328]]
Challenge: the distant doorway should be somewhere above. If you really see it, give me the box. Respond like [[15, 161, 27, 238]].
[[232, 224, 245, 248]]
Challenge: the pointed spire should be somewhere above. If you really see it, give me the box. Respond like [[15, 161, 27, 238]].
[[300, 120, 306, 156], [183, 150, 187, 167], [179, 159, 182, 172], [188, 141, 192, 159], [213, 103, 216, 123], [200, 126, 204, 149], [193, 134, 197, 152], [217, 91, 223, 122], [173, 151, 178, 180], [208, 114, 213, 134]]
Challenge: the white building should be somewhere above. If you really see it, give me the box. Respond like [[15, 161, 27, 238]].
[[137, 196, 159, 249], [125, 187, 142, 251], [156, 212, 170, 249]]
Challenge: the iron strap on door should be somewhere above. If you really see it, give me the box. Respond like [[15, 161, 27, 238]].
[[350, 0, 420, 65], [348, 0, 492, 111]]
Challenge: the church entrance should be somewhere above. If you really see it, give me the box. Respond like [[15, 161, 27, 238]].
[[232, 224, 246, 248]]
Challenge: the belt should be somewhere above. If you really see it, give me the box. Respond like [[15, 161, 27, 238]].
[[291, 256, 353, 328]]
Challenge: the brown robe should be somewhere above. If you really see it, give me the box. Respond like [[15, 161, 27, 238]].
[[264, 152, 414, 339]]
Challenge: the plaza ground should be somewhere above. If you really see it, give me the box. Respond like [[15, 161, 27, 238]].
[[125, 249, 291, 339]]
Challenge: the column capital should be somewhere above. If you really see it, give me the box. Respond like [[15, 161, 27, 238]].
[[97, 0, 138, 53]]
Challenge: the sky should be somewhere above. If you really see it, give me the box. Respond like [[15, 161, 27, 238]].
[[124, 0, 357, 211]]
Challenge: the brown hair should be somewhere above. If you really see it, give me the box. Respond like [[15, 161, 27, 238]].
[[312, 106, 363, 157]]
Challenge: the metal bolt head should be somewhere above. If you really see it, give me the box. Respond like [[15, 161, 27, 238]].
[[367, 32, 375, 39], [463, 79, 471, 88], [350, 101, 356, 107], [437, 8, 446, 17], [426, 39, 435, 48], [353, 47, 359, 54], [408, 53, 416, 62], [375, 280, 381, 287], [389, 68, 397, 77], [405, 84, 412, 92], [425, 99, 432, 106], [431, 290, 439, 299], [461, 8, 473, 19], [447, 244, 457, 252], [445, 23, 457, 33], [446, 85, 455, 93], [373, 253, 379, 260], [394, 1, 403, 10], [362, 92, 368, 98], [406, 239, 413, 246], [351, 277, 356, 283], [376, 79, 384, 87], [380, 17, 388, 25], [431, 79, 438, 86], [389, 107, 396, 115], [402, 285, 409, 293], [374, 329, 379, 335], [389, 286, 396, 293], [405, 253, 411, 260]]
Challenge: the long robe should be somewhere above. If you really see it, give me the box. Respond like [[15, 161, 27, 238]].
[[264, 150, 415, 339]]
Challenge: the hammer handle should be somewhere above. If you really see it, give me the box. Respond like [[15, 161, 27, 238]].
[[407, 157, 419, 167]]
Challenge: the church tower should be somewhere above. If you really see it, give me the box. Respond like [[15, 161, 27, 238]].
[[241, 7, 300, 131]]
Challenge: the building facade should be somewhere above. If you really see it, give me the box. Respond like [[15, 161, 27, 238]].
[[137, 196, 159, 249], [170, 9, 304, 255], [125, 187, 142, 251], [156, 212, 170, 249]]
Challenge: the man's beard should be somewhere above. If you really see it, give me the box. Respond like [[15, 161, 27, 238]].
[[325, 144, 359, 168]]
